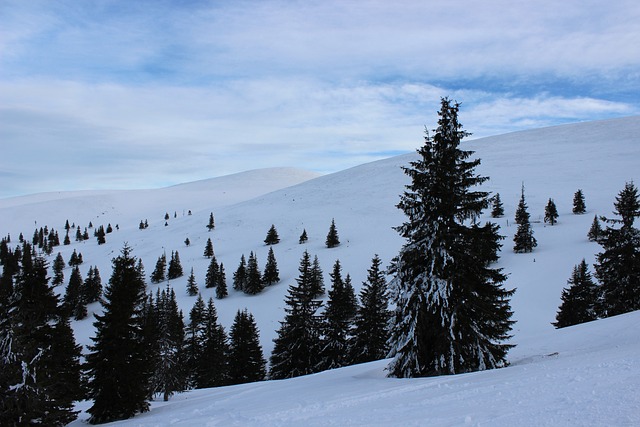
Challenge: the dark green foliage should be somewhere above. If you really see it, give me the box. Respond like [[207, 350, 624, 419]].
[[319, 260, 357, 371], [588, 214, 603, 242], [325, 218, 340, 248], [388, 98, 514, 378], [86, 245, 151, 424], [216, 264, 228, 299], [491, 193, 504, 218], [262, 247, 280, 286], [544, 198, 559, 225], [167, 251, 184, 280], [64, 232, 71, 245], [52, 252, 66, 286], [350, 255, 391, 364], [554, 260, 599, 328], [595, 182, 640, 317], [151, 253, 167, 284], [96, 225, 106, 245], [186, 268, 198, 296], [244, 252, 264, 295], [513, 186, 537, 253], [207, 213, 215, 231], [233, 255, 247, 292], [83, 266, 103, 304], [184, 295, 206, 388], [203, 237, 214, 258], [205, 255, 220, 289], [68, 249, 83, 267], [228, 310, 266, 384], [270, 250, 323, 379], [184, 237, 190, 247], [264, 224, 280, 245], [573, 189, 586, 214], [63, 266, 87, 320], [194, 298, 229, 388], [299, 229, 308, 244], [309, 255, 325, 298]]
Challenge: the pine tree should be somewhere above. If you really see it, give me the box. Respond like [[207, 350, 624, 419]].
[[588, 214, 603, 242], [64, 232, 71, 246], [203, 237, 214, 258], [319, 260, 357, 370], [68, 249, 82, 267], [264, 224, 280, 245], [86, 245, 151, 424], [573, 189, 586, 214], [513, 185, 537, 253], [83, 266, 103, 304], [184, 237, 190, 247], [207, 212, 215, 231], [167, 251, 184, 280], [63, 266, 87, 320], [52, 252, 66, 286], [544, 198, 559, 225], [553, 260, 599, 328], [299, 229, 308, 244], [270, 250, 323, 379], [594, 182, 640, 317], [350, 254, 391, 364], [262, 247, 280, 286], [387, 98, 515, 378], [216, 264, 228, 299], [186, 268, 199, 296], [491, 193, 504, 218], [96, 225, 106, 245], [244, 252, 264, 295], [184, 295, 206, 388], [233, 254, 247, 292], [228, 309, 266, 385], [195, 298, 228, 388], [325, 218, 340, 248], [151, 253, 167, 284], [309, 255, 325, 297], [205, 255, 220, 289]]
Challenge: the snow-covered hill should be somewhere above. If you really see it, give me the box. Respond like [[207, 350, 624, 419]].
[[2, 115, 639, 426]]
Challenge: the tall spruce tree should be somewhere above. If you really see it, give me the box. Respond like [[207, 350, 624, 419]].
[[309, 255, 325, 298], [186, 268, 199, 296], [167, 251, 184, 280], [573, 189, 586, 214], [513, 185, 537, 253], [491, 193, 504, 218], [151, 253, 167, 284], [195, 298, 229, 388], [63, 266, 87, 320], [544, 198, 559, 225], [216, 263, 228, 299], [264, 224, 280, 245], [387, 98, 515, 378], [325, 219, 340, 248], [52, 252, 66, 286], [83, 266, 102, 304], [206, 212, 215, 231], [86, 245, 151, 424], [350, 254, 391, 364], [270, 250, 323, 379], [184, 295, 206, 388], [244, 252, 264, 295], [262, 246, 280, 286], [553, 260, 599, 328], [228, 309, 266, 385], [594, 182, 640, 317], [233, 255, 247, 292], [588, 214, 603, 242], [203, 237, 214, 258], [205, 255, 220, 289]]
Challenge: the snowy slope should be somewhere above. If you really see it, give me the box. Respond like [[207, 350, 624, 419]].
[[2, 115, 639, 426]]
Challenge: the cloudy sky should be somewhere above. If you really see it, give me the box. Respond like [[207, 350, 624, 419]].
[[1, 0, 639, 198]]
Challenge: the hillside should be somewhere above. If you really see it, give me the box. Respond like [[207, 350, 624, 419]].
[[2, 115, 639, 425]]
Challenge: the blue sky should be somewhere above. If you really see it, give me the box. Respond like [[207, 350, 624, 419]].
[[1, 0, 639, 198]]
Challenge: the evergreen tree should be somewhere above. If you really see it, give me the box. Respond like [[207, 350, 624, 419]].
[[63, 232, 71, 246], [594, 182, 640, 317], [63, 266, 87, 320], [325, 218, 340, 248], [216, 264, 228, 299], [387, 98, 515, 378], [262, 247, 280, 286], [184, 295, 206, 388], [270, 251, 323, 379], [203, 237, 214, 258], [151, 253, 167, 284], [167, 251, 184, 280], [299, 229, 308, 244], [96, 225, 106, 245], [553, 260, 599, 328], [544, 198, 559, 225], [86, 245, 151, 424], [319, 260, 357, 370], [184, 237, 190, 247], [68, 249, 82, 267], [491, 193, 504, 218], [205, 255, 220, 289], [309, 255, 325, 297], [228, 309, 266, 384], [233, 254, 247, 292], [244, 252, 264, 295], [83, 266, 103, 304], [195, 298, 228, 388], [206, 212, 215, 231], [350, 254, 391, 364], [186, 268, 199, 296], [573, 189, 586, 214], [264, 224, 280, 245], [52, 252, 66, 286], [75, 226, 83, 242], [513, 186, 537, 253], [588, 214, 603, 242]]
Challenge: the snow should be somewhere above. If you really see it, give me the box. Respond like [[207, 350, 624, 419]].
[[2, 115, 639, 426]]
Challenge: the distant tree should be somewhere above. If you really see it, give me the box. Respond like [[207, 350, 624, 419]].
[[513, 185, 537, 253], [164, 213, 170, 221], [203, 237, 214, 258], [325, 218, 340, 248], [139, 220, 145, 230], [491, 193, 505, 218], [206, 213, 215, 231], [350, 254, 391, 364], [186, 268, 199, 296], [151, 253, 167, 284], [83, 266, 103, 304], [205, 255, 220, 289], [216, 263, 228, 299], [587, 214, 603, 242], [262, 247, 280, 286], [63, 266, 87, 320], [96, 225, 106, 245], [184, 237, 190, 247], [244, 252, 264, 295], [106, 223, 113, 233], [184, 295, 206, 388], [264, 224, 280, 245], [83, 228, 90, 241], [65, 219, 71, 231], [167, 251, 184, 280], [299, 229, 308, 244], [228, 309, 266, 385], [194, 298, 229, 388], [52, 252, 66, 286], [63, 232, 71, 246], [553, 260, 599, 328], [309, 255, 325, 297], [75, 226, 83, 241], [233, 255, 247, 292], [573, 189, 586, 214], [544, 198, 559, 225]]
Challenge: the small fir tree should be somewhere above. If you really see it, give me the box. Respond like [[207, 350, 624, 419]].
[[83, 266, 103, 304], [63, 266, 87, 320], [203, 237, 214, 258], [233, 255, 247, 292], [186, 268, 199, 296], [544, 198, 559, 225], [167, 251, 184, 280], [325, 218, 340, 248], [264, 224, 280, 245], [205, 255, 220, 289], [228, 309, 266, 385], [207, 213, 215, 231], [553, 260, 599, 328], [216, 263, 228, 299], [184, 237, 190, 247], [573, 189, 587, 214], [52, 252, 66, 286], [299, 229, 308, 244], [513, 186, 537, 253], [309, 255, 325, 298], [587, 214, 603, 242], [151, 253, 167, 284], [244, 252, 264, 295], [184, 295, 206, 388], [491, 193, 505, 218], [262, 247, 280, 286], [194, 298, 229, 388]]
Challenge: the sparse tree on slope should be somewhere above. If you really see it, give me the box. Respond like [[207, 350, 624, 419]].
[[167, 251, 184, 280], [588, 214, 603, 242], [151, 253, 167, 284], [83, 266, 102, 304], [387, 98, 515, 378], [573, 189, 586, 214], [63, 266, 87, 320], [309, 255, 325, 298], [491, 193, 504, 218], [186, 268, 199, 296], [203, 237, 214, 258], [195, 298, 229, 388], [325, 219, 340, 248], [264, 224, 280, 245], [513, 185, 537, 253], [299, 229, 308, 244], [553, 260, 599, 328], [228, 309, 266, 385], [262, 247, 280, 286], [244, 252, 264, 295], [206, 213, 215, 231], [52, 252, 66, 286], [233, 255, 247, 292], [544, 198, 559, 225], [216, 264, 228, 299], [205, 255, 220, 289]]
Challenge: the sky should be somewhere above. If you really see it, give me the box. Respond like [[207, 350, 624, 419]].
[[1, 0, 639, 198]]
